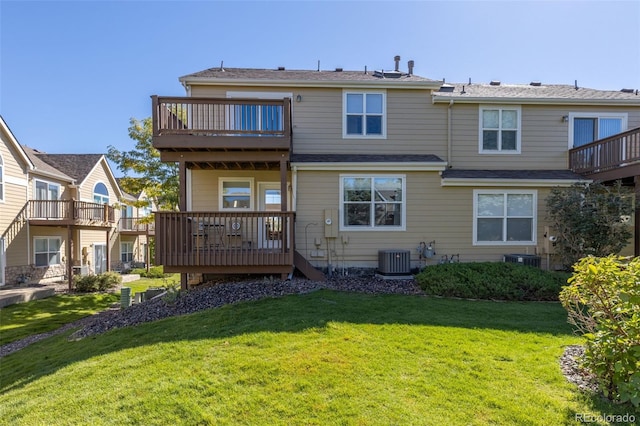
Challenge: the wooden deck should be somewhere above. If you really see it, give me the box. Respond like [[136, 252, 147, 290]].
[[155, 211, 295, 274], [27, 200, 115, 228], [569, 127, 640, 181]]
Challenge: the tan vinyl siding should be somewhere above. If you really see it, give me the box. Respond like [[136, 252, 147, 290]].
[[450, 104, 640, 169], [295, 170, 562, 269], [190, 169, 289, 211], [189, 84, 446, 157], [79, 160, 119, 204], [0, 135, 29, 236]]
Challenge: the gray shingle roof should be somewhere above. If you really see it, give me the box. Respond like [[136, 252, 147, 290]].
[[441, 169, 588, 180], [181, 67, 440, 85], [291, 154, 445, 163], [22, 146, 74, 182], [432, 83, 640, 104], [22, 146, 104, 183]]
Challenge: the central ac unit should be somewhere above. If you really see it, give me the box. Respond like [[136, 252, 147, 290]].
[[378, 250, 411, 275]]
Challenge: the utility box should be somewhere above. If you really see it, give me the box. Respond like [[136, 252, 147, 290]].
[[324, 209, 338, 238]]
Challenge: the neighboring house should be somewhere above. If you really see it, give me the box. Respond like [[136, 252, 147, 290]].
[[150, 58, 640, 288], [115, 179, 155, 272], [0, 116, 152, 286]]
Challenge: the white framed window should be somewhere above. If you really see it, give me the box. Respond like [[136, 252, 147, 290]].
[[219, 178, 254, 210], [479, 106, 521, 153], [340, 175, 405, 231], [568, 112, 628, 148], [0, 154, 4, 202], [34, 237, 61, 266], [34, 179, 60, 200], [343, 91, 386, 138], [121, 242, 133, 262], [93, 182, 109, 204], [473, 190, 536, 245]]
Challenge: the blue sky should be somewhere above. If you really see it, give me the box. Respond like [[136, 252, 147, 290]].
[[1, 0, 639, 172]]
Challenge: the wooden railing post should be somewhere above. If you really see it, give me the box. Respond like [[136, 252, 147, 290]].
[[151, 95, 159, 137]]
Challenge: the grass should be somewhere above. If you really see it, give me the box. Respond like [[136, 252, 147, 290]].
[[0, 293, 118, 346], [123, 273, 180, 296], [0, 290, 634, 425]]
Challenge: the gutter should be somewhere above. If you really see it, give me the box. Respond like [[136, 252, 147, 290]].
[[432, 95, 640, 106], [180, 77, 443, 91]]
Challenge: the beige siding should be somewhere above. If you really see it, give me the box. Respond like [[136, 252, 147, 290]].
[[1, 132, 29, 236], [295, 170, 571, 270], [189, 84, 447, 157], [190, 169, 290, 211], [449, 104, 640, 169], [28, 175, 73, 200], [79, 159, 119, 203]]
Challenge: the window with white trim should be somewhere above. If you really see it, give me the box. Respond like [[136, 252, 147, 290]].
[[568, 112, 627, 148], [0, 154, 4, 202], [121, 242, 133, 262], [473, 190, 536, 245], [93, 182, 109, 204], [219, 178, 253, 210], [34, 237, 61, 266], [341, 175, 405, 230], [479, 106, 521, 153], [343, 91, 386, 138]]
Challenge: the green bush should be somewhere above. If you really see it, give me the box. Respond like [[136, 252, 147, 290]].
[[560, 256, 640, 407], [130, 265, 166, 279], [74, 272, 122, 293], [415, 262, 569, 301]]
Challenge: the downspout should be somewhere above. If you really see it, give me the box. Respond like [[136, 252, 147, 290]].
[[447, 99, 454, 168], [292, 166, 298, 212]]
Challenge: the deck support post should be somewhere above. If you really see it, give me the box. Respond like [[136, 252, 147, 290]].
[[67, 225, 73, 291]]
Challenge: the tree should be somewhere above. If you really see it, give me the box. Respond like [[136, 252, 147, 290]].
[[546, 181, 635, 269], [107, 117, 179, 211]]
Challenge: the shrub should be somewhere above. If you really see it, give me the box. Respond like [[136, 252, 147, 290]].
[[74, 272, 122, 293], [559, 255, 640, 407], [130, 265, 166, 279], [415, 262, 569, 301]]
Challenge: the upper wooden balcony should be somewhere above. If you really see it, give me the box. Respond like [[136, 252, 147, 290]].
[[27, 200, 115, 228], [118, 216, 155, 236], [569, 127, 640, 181], [151, 96, 292, 152]]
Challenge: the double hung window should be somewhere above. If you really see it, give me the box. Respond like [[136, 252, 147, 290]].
[[474, 190, 536, 245], [220, 178, 253, 210], [34, 237, 61, 266], [479, 106, 521, 153], [341, 175, 404, 230], [121, 242, 134, 262], [343, 92, 386, 138]]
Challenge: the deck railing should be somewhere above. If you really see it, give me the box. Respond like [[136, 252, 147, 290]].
[[28, 200, 115, 223], [152, 96, 292, 140], [154, 211, 295, 269], [569, 127, 640, 175], [119, 216, 155, 234]]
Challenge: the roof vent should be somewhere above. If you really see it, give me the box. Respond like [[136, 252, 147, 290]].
[[438, 84, 455, 93], [621, 88, 634, 93], [277, 66, 285, 71], [394, 55, 400, 72], [490, 80, 501, 86], [530, 81, 542, 86], [373, 69, 402, 79], [335, 67, 343, 72], [407, 60, 414, 76]]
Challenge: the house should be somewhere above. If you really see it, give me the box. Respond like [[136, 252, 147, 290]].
[[0, 115, 153, 286], [150, 58, 640, 288], [116, 180, 155, 272]]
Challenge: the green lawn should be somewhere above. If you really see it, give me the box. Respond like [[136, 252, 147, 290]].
[[0, 290, 633, 425], [123, 273, 180, 296], [0, 293, 119, 345]]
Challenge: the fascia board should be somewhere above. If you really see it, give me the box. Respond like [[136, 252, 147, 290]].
[[181, 77, 442, 90], [441, 178, 590, 187], [291, 162, 447, 171], [432, 95, 640, 106]]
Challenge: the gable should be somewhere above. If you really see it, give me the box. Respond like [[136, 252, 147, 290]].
[[78, 158, 122, 202]]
